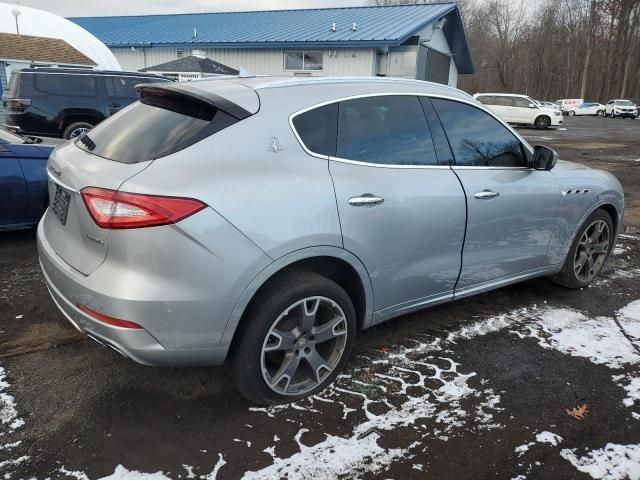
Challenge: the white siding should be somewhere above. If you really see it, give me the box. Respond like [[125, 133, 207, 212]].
[[112, 47, 376, 77]]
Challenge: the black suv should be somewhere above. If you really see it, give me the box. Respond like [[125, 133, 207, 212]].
[[2, 68, 171, 139]]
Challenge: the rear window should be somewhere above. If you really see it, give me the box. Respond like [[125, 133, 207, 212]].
[[76, 92, 238, 163], [34, 73, 97, 97]]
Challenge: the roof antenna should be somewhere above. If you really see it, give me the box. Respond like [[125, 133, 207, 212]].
[[331, 22, 336, 32], [351, 22, 357, 31]]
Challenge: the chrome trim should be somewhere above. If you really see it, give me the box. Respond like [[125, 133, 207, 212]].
[[288, 91, 535, 171], [348, 195, 385, 206], [47, 170, 80, 194]]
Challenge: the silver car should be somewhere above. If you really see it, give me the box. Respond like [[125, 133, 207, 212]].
[[38, 77, 624, 404]]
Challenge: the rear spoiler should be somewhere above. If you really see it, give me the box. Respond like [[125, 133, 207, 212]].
[[135, 83, 253, 120]]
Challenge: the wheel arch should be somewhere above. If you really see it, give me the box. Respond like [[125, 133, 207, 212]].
[[220, 246, 374, 351]]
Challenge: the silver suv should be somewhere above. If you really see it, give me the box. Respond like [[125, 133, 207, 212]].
[[38, 77, 623, 404]]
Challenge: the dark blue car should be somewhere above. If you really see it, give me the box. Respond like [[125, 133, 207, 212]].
[[0, 129, 58, 229]]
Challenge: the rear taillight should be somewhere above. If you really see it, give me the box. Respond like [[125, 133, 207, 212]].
[[77, 304, 144, 329], [3, 98, 31, 110], [81, 187, 206, 229]]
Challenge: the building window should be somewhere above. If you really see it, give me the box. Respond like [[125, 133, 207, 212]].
[[284, 51, 323, 71], [177, 49, 184, 59]]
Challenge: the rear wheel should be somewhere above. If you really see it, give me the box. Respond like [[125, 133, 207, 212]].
[[63, 122, 93, 140], [551, 209, 613, 289], [596, 110, 604, 117], [231, 271, 356, 404], [534, 115, 551, 129], [567, 110, 575, 116]]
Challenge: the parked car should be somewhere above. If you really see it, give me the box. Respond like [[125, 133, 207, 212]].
[[0, 128, 56, 229], [2, 68, 171, 140], [564, 102, 606, 116], [38, 77, 623, 404], [555, 98, 584, 112], [538, 100, 561, 111], [473, 93, 563, 129], [605, 99, 639, 118]]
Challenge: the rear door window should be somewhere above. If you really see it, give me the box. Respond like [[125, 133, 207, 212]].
[[336, 95, 438, 166], [76, 92, 238, 163], [432, 98, 527, 168], [34, 74, 97, 97]]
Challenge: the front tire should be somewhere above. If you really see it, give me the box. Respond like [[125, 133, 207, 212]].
[[551, 209, 613, 289], [534, 115, 551, 129], [596, 110, 604, 117], [567, 110, 575, 116], [231, 271, 356, 405]]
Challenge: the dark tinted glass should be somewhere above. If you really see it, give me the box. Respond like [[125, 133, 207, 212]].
[[494, 96, 512, 106], [106, 76, 169, 98], [336, 95, 437, 166], [512, 97, 531, 108], [34, 74, 97, 97], [432, 98, 526, 167], [292, 103, 337, 156], [77, 93, 237, 163], [477, 96, 494, 105]]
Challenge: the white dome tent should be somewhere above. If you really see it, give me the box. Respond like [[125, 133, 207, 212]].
[[0, 2, 120, 70]]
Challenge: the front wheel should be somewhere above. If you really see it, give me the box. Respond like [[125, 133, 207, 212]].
[[596, 110, 604, 117], [231, 271, 356, 405], [534, 115, 551, 129], [551, 209, 613, 289], [567, 110, 575, 116]]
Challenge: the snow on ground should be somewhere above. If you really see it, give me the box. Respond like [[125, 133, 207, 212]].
[[0, 365, 28, 479], [617, 300, 640, 342], [536, 431, 563, 446], [560, 444, 640, 480]]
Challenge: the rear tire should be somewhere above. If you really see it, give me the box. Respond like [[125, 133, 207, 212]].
[[534, 115, 551, 129], [551, 209, 613, 289], [596, 110, 604, 117], [568, 110, 575, 116], [231, 271, 356, 405], [63, 122, 93, 140]]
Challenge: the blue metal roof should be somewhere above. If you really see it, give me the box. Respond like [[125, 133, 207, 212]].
[[71, 4, 473, 74]]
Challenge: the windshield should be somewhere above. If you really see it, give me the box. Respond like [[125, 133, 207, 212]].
[[0, 129, 26, 144], [615, 100, 634, 106]]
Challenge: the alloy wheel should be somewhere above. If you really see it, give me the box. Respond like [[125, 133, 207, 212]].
[[573, 219, 610, 283], [70, 127, 90, 139], [261, 296, 348, 396]]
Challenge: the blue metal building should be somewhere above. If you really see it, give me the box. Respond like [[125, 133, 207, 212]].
[[71, 3, 473, 86]]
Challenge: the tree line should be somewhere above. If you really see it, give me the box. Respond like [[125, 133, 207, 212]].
[[371, 0, 640, 102]]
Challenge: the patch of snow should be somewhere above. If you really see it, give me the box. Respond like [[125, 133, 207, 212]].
[[536, 431, 563, 446], [523, 309, 640, 369], [515, 442, 535, 456], [0, 367, 24, 433], [613, 374, 640, 408], [561, 444, 640, 480], [617, 300, 640, 343], [201, 454, 226, 480]]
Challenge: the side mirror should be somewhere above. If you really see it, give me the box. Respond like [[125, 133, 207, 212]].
[[528, 103, 536, 108], [533, 145, 558, 171]]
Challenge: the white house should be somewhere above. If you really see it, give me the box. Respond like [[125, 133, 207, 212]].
[[71, 3, 473, 87]]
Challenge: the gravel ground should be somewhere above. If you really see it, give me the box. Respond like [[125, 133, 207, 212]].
[[1, 116, 639, 480]]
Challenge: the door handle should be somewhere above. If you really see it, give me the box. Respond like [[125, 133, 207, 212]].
[[474, 190, 500, 200], [110, 103, 121, 108], [348, 194, 385, 207]]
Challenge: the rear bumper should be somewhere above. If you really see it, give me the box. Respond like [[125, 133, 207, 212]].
[[37, 214, 234, 367]]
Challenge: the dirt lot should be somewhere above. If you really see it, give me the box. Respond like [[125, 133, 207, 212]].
[[1, 116, 639, 480]]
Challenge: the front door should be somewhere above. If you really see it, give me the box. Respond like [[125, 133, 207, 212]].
[[430, 97, 560, 291], [327, 95, 466, 313]]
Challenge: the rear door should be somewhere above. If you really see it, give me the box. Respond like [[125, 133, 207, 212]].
[[490, 96, 514, 123], [431, 97, 560, 291], [510, 96, 534, 124], [308, 95, 466, 314]]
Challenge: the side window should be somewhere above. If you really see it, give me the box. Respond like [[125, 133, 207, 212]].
[[511, 97, 531, 108], [106, 77, 148, 98], [432, 98, 527, 168], [35, 74, 97, 97], [477, 96, 494, 105], [494, 96, 512, 107], [336, 95, 437, 166], [292, 103, 338, 157]]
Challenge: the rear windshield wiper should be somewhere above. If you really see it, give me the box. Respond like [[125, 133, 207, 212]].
[[79, 133, 96, 151]]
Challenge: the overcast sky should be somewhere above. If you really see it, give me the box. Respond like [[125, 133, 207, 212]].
[[16, 0, 366, 17]]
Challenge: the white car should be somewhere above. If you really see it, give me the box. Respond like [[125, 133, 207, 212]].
[[565, 102, 606, 116], [555, 99, 584, 112], [474, 93, 563, 129], [605, 99, 638, 118]]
